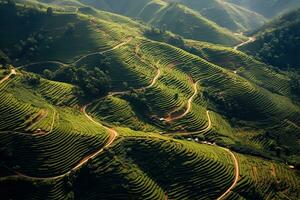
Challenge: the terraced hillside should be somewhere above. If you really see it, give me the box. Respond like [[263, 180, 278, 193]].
[[26, 0, 247, 45], [0, 1, 300, 200]]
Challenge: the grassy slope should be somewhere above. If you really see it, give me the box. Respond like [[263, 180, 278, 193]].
[[148, 3, 242, 45], [0, 2, 299, 200], [1, 130, 299, 199], [168, 0, 266, 31], [76, 0, 243, 45], [0, 2, 142, 64]]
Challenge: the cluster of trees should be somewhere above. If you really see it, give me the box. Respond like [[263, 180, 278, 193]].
[[252, 25, 300, 70], [44, 65, 111, 97], [145, 27, 185, 47], [243, 9, 300, 71], [23, 73, 41, 86], [12, 31, 50, 60]]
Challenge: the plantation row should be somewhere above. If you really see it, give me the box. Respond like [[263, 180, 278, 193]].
[[227, 154, 300, 199], [81, 39, 211, 133], [186, 41, 291, 96], [88, 95, 157, 132], [37, 79, 78, 107], [139, 40, 300, 124], [73, 133, 235, 200], [0, 73, 109, 177]]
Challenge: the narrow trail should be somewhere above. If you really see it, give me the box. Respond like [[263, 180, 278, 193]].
[[234, 37, 255, 50], [3, 39, 240, 199], [108, 61, 161, 97], [217, 148, 240, 200], [165, 81, 199, 122], [168, 110, 211, 136], [72, 37, 132, 64], [2, 70, 118, 179], [0, 68, 16, 84], [145, 68, 161, 89], [17, 37, 132, 69], [31, 105, 56, 136], [5, 104, 118, 180]]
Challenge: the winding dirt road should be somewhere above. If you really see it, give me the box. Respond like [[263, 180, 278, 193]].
[[17, 37, 132, 69], [165, 81, 199, 122], [72, 37, 132, 64], [145, 68, 161, 89], [3, 38, 240, 200], [1, 68, 118, 179], [0, 68, 16, 84], [170, 108, 239, 200], [108, 61, 161, 97], [7, 104, 118, 180], [217, 148, 239, 200], [234, 37, 255, 50]]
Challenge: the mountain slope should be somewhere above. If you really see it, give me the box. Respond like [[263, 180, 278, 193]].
[[227, 0, 300, 18], [146, 3, 242, 45], [167, 0, 266, 31], [0, 2, 300, 200], [78, 0, 243, 45], [240, 8, 300, 70]]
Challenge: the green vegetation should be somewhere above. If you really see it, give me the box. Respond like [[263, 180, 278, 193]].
[[226, 0, 300, 18], [167, 0, 266, 31], [58, 0, 246, 45], [0, 1, 299, 199], [241, 8, 300, 71]]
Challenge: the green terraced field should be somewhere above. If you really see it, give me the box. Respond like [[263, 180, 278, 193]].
[[0, 1, 299, 200]]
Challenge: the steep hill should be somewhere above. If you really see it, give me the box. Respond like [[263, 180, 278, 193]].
[[240, 8, 300, 70], [145, 3, 242, 45], [78, 0, 243, 45], [15, 0, 244, 45], [0, 1, 300, 200], [227, 0, 300, 18], [167, 0, 266, 31]]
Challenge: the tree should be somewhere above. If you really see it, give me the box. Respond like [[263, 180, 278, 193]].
[[24, 74, 41, 86], [43, 69, 53, 79], [168, 35, 184, 47], [47, 7, 53, 16]]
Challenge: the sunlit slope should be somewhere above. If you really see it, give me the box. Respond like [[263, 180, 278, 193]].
[[138, 39, 300, 123], [147, 3, 242, 45], [1, 130, 299, 199], [184, 40, 291, 96], [76, 0, 243, 45], [0, 3, 142, 65], [0, 70, 109, 177], [0, 2, 299, 200], [167, 0, 266, 31]]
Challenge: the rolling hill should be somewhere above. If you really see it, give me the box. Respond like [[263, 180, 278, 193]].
[[80, 0, 245, 45], [240, 8, 300, 70], [167, 0, 266, 31], [227, 0, 300, 18], [0, 1, 300, 200]]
